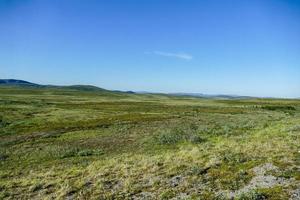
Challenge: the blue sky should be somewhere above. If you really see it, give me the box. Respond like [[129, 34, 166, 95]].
[[0, 0, 299, 97]]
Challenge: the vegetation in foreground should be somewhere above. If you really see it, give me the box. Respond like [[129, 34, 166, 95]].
[[0, 85, 300, 199]]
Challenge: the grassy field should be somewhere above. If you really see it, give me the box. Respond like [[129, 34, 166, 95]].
[[0, 85, 300, 199]]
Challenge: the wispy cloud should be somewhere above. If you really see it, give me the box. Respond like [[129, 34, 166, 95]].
[[148, 51, 193, 61]]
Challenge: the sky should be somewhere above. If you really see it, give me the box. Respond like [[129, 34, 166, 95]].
[[0, 0, 300, 98]]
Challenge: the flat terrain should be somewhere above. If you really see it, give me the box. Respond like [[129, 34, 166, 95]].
[[0, 86, 299, 199]]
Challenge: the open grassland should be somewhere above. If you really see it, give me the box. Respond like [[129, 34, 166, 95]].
[[0, 86, 300, 199]]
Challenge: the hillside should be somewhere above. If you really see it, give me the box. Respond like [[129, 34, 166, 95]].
[[0, 84, 300, 199]]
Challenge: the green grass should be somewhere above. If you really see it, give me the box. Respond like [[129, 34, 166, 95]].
[[0, 85, 300, 199]]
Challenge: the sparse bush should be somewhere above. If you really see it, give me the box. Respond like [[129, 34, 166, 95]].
[[189, 165, 207, 176], [187, 134, 205, 143], [59, 148, 78, 158], [238, 190, 267, 200], [286, 125, 300, 132], [262, 123, 269, 128], [189, 123, 198, 131], [59, 148, 103, 158], [219, 150, 250, 164], [261, 105, 296, 112], [0, 153, 8, 161], [243, 121, 256, 129], [0, 149, 8, 161], [227, 170, 250, 190], [160, 189, 175, 200], [156, 129, 182, 144], [77, 150, 94, 157], [209, 125, 233, 136], [0, 117, 9, 128], [77, 149, 104, 157], [278, 169, 295, 179], [155, 127, 205, 145], [29, 183, 43, 192]]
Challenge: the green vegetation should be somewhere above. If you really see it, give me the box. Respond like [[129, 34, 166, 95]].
[[0, 85, 300, 199]]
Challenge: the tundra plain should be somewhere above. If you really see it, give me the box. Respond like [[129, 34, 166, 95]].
[[0, 85, 300, 199]]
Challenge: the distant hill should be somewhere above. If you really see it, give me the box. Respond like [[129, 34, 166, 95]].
[[0, 79, 282, 99], [113, 90, 135, 94], [65, 85, 108, 92], [0, 79, 106, 91], [168, 93, 254, 99], [0, 79, 37, 86]]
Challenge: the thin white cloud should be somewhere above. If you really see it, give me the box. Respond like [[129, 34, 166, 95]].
[[150, 51, 193, 61]]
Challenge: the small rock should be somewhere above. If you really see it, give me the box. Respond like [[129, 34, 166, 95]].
[[253, 163, 279, 176], [169, 175, 182, 187], [133, 192, 155, 200], [170, 193, 190, 200], [290, 188, 300, 200]]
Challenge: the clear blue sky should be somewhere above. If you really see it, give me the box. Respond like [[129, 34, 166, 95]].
[[1, 0, 299, 98]]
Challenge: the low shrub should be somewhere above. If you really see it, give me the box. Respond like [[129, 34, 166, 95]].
[[59, 148, 78, 158], [0, 153, 8, 161], [77, 149, 104, 157], [59, 148, 103, 158], [0, 117, 9, 128], [237, 190, 267, 200], [219, 150, 250, 164], [261, 105, 296, 111], [188, 134, 205, 143], [286, 125, 300, 132], [156, 129, 182, 145], [155, 127, 205, 145]]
